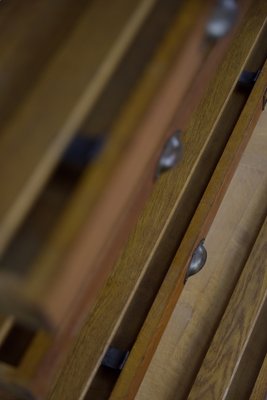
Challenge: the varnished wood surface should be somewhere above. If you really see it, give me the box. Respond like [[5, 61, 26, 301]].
[[0, 318, 13, 348], [250, 355, 267, 400], [24, 0, 211, 328], [0, 2, 214, 399], [41, 4, 267, 400], [0, 1, 264, 398], [109, 10, 267, 400], [0, 0, 213, 331], [188, 216, 267, 399], [137, 110, 267, 400], [0, 0, 88, 127], [0, 0, 156, 255]]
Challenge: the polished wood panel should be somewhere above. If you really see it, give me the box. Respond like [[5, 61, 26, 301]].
[[250, 355, 267, 400], [188, 216, 267, 399], [0, 0, 88, 126], [0, 2, 264, 400], [0, 0, 213, 329], [0, 0, 156, 255], [137, 110, 267, 400], [110, 50, 267, 400]]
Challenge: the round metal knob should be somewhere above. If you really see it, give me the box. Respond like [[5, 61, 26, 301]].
[[186, 240, 207, 280], [206, 0, 238, 39], [157, 131, 183, 177]]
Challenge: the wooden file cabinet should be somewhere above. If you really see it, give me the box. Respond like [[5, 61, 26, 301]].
[[0, 0, 266, 399]]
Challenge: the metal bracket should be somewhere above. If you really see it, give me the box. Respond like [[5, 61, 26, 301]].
[[238, 70, 261, 91], [63, 135, 105, 170], [101, 347, 129, 370]]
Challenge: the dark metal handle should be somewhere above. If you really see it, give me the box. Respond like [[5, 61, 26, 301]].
[[186, 240, 207, 280], [156, 131, 183, 177], [206, 0, 238, 40]]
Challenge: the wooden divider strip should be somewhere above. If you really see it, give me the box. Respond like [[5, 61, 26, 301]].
[[188, 217, 267, 399], [250, 355, 267, 400], [0, 0, 89, 127], [0, 0, 211, 329], [110, 46, 267, 400], [0, 0, 156, 255]]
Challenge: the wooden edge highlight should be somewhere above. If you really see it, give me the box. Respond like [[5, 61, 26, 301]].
[[110, 56, 267, 400], [188, 217, 267, 399]]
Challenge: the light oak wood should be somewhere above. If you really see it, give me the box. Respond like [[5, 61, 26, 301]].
[[0, 0, 213, 329], [110, 46, 267, 399], [42, 4, 265, 399], [0, 0, 89, 127], [188, 216, 267, 399], [0, 2, 261, 399], [0, 0, 157, 255], [0, 318, 13, 348], [0, 2, 216, 399], [250, 355, 267, 400], [24, 0, 213, 329], [137, 109, 267, 400]]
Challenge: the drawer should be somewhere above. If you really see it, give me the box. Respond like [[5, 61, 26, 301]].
[[0, 1, 265, 399], [25, 4, 267, 400], [106, 61, 267, 400], [0, 0, 206, 326], [0, 0, 247, 331], [136, 110, 267, 400]]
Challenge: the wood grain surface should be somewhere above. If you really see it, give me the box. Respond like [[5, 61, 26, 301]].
[[110, 46, 267, 400], [137, 109, 267, 400], [0, 0, 213, 331], [0, 1, 214, 399], [0, 1, 263, 399], [40, 4, 266, 400], [188, 215, 267, 399], [0, 0, 88, 127], [0, 0, 156, 255], [23, 0, 210, 328], [250, 355, 267, 400]]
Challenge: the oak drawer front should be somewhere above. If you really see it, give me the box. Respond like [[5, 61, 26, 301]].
[[0, 1, 263, 400], [108, 58, 267, 400], [136, 108, 267, 400], [44, 4, 267, 400], [0, 0, 210, 329], [0, 0, 246, 331]]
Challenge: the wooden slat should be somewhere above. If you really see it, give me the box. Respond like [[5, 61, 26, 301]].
[[82, 0, 182, 136], [0, 0, 213, 328], [0, 0, 89, 127], [188, 217, 267, 399], [0, 0, 157, 255], [0, 1, 262, 398], [0, 318, 13, 348], [35, 2, 263, 399], [0, 363, 35, 400], [136, 110, 267, 400], [110, 46, 267, 400], [250, 355, 267, 400], [0, 1, 216, 399]]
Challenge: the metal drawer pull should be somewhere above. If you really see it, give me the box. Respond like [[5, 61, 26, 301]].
[[157, 131, 182, 177], [186, 240, 207, 279], [206, 0, 238, 40]]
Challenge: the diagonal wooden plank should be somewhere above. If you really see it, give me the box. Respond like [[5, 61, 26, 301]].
[[188, 216, 267, 399], [0, 0, 157, 255], [110, 35, 267, 400], [250, 355, 267, 400], [136, 109, 267, 400]]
